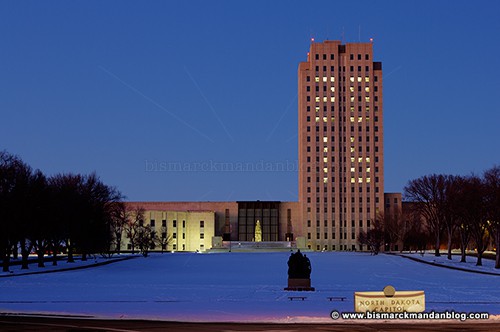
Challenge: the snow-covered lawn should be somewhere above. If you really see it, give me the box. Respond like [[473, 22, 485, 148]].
[[0, 252, 499, 322]]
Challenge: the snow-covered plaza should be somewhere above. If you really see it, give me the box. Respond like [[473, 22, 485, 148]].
[[0, 252, 499, 322]]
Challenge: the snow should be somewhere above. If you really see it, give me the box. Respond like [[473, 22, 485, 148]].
[[0, 252, 499, 322]]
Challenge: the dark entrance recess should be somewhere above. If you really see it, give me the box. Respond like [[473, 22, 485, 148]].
[[237, 201, 280, 241]]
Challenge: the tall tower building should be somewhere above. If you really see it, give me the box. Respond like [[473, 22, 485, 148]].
[[298, 40, 384, 251]]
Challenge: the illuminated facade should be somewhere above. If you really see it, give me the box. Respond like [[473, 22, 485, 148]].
[[298, 40, 384, 251]]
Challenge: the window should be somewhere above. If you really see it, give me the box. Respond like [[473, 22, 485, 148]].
[[173, 233, 177, 239], [162, 220, 166, 227], [182, 233, 185, 239], [307, 220, 311, 227], [150, 220, 155, 227], [162, 232, 166, 239], [315, 54, 319, 60], [173, 244, 177, 250], [357, 54, 361, 60], [323, 54, 326, 60], [173, 220, 177, 228], [306, 76, 310, 82], [200, 233, 204, 239], [350, 54, 354, 60], [330, 54, 334, 60], [307, 232, 311, 239], [200, 220, 204, 228], [182, 220, 186, 228]]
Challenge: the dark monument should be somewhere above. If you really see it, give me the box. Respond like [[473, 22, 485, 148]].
[[284, 249, 315, 291]]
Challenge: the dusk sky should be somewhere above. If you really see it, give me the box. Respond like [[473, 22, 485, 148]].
[[1, 1, 499, 202]]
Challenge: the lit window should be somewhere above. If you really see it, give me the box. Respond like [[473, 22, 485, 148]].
[[358, 117, 362, 123], [367, 177, 371, 183], [315, 77, 320, 82], [323, 96, 327, 102], [350, 157, 355, 163], [358, 157, 363, 163], [350, 147, 355, 153], [323, 177, 328, 183], [350, 167, 355, 173], [350, 77, 354, 82], [350, 107, 355, 112], [365, 97, 370, 102], [323, 117, 327, 122], [350, 117, 355, 122], [331, 117, 335, 122], [323, 77, 327, 82], [366, 107, 370, 112], [330, 77, 335, 82], [323, 147, 328, 153], [323, 137, 328, 143], [366, 157, 370, 162], [365, 76, 370, 82], [323, 167, 328, 173], [330, 97, 335, 102], [323, 157, 328, 163], [365, 87, 370, 92], [367, 167, 371, 172], [315, 116, 320, 122], [350, 97, 354, 102], [315, 96, 320, 102], [357, 76, 362, 82], [358, 178, 363, 183], [350, 137, 355, 142], [350, 87, 354, 92], [330, 87, 335, 92], [351, 178, 355, 183]]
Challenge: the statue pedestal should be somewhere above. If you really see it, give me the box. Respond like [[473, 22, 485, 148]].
[[284, 278, 315, 291]]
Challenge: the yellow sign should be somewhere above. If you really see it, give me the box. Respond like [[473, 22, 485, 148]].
[[354, 286, 425, 313]]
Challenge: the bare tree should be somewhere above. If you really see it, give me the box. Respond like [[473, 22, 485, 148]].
[[404, 174, 449, 257], [484, 166, 500, 268], [109, 202, 130, 254], [156, 225, 172, 253], [125, 207, 145, 254], [358, 219, 384, 255], [136, 224, 157, 257], [460, 175, 489, 266]]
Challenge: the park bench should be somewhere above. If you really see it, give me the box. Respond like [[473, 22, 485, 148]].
[[327, 296, 347, 302], [288, 296, 307, 301]]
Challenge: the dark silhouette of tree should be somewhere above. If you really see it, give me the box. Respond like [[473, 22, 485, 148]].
[[484, 166, 500, 268], [156, 225, 172, 253], [109, 201, 130, 254], [358, 219, 384, 255], [0, 151, 33, 272], [460, 175, 489, 266], [136, 224, 157, 257], [404, 174, 449, 257], [125, 207, 145, 254]]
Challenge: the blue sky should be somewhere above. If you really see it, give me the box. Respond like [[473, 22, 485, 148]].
[[1, 1, 499, 201]]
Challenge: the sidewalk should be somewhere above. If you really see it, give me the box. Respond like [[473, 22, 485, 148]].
[[0, 255, 139, 278], [389, 252, 500, 276]]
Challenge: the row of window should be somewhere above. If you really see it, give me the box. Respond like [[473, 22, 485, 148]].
[[307, 75, 378, 83], [313, 53, 370, 61], [306, 95, 379, 103], [307, 220, 371, 228], [172, 232, 205, 239], [306, 156, 380, 163], [306, 105, 379, 113], [307, 232, 356, 240]]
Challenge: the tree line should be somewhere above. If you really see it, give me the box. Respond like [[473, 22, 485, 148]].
[[359, 166, 500, 268], [0, 150, 124, 272]]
